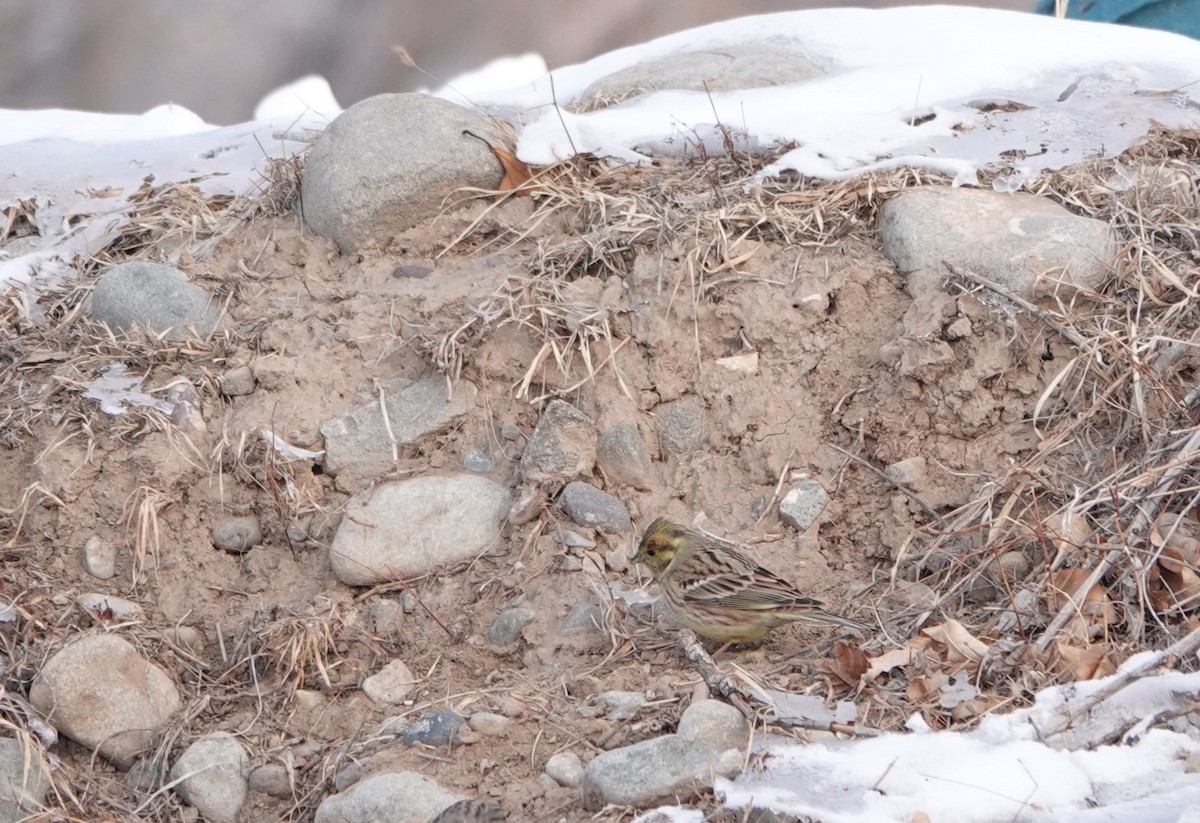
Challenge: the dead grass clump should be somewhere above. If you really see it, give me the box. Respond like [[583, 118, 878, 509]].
[[432, 149, 946, 396], [894, 126, 1200, 703]]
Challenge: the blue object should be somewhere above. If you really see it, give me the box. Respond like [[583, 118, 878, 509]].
[[1035, 0, 1200, 39]]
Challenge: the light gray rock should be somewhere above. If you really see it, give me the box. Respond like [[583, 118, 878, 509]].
[[320, 377, 477, 479], [580, 734, 737, 811], [76, 592, 144, 622], [361, 659, 417, 705], [301, 93, 503, 253], [467, 712, 512, 737], [210, 515, 263, 553], [544, 751, 584, 788], [170, 732, 249, 823], [655, 398, 705, 458], [462, 448, 493, 473], [520, 400, 596, 483], [365, 599, 405, 637], [676, 699, 750, 752], [878, 188, 1117, 298], [81, 535, 118, 579], [594, 690, 646, 721], [560, 481, 631, 534], [0, 738, 48, 823], [779, 480, 829, 531], [249, 764, 293, 798], [29, 633, 181, 768], [488, 607, 536, 646], [329, 474, 511, 585], [581, 43, 823, 108], [314, 771, 463, 823], [560, 601, 604, 636], [885, 456, 927, 488], [85, 261, 221, 338], [596, 422, 653, 488]]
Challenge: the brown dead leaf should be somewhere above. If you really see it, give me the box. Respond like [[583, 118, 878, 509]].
[[865, 647, 916, 680], [490, 145, 535, 196], [1047, 569, 1116, 630], [819, 640, 869, 687], [1054, 640, 1117, 680], [921, 619, 989, 664]]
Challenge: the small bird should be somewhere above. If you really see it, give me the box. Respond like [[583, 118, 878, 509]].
[[634, 517, 872, 646], [430, 799, 506, 823]]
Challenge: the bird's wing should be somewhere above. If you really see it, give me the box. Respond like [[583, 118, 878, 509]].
[[673, 544, 827, 612]]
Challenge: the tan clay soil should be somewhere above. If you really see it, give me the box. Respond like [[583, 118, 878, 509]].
[[1, 163, 1091, 821]]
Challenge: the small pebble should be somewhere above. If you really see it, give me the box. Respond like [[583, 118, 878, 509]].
[[362, 659, 418, 705], [468, 712, 512, 737], [81, 535, 117, 579], [249, 764, 293, 798], [463, 448, 493, 473], [488, 608, 536, 646], [544, 751, 584, 787], [211, 515, 263, 553], [219, 365, 256, 397], [402, 711, 465, 746], [77, 592, 144, 622], [677, 699, 751, 752], [778, 480, 829, 531]]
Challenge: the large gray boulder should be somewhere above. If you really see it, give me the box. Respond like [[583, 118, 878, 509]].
[[301, 93, 504, 253]]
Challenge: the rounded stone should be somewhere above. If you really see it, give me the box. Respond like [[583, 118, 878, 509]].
[[329, 475, 512, 586], [210, 515, 263, 553], [544, 751, 584, 788], [29, 633, 181, 768], [84, 261, 221, 338], [81, 535, 117, 579], [559, 481, 631, 534], [301, 93, 504, 253], [170, 732, 249, 823], [362, 659, 418, 705], [677, 699, 751, 752]]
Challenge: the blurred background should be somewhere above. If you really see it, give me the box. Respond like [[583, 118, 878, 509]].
[[1, 0, 1037, 124]]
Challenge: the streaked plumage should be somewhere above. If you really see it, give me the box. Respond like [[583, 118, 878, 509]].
[[430, 799, 506, 823], [634, 517, 872, 644]]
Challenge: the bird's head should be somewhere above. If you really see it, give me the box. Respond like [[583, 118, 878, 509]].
[[634, 517, 691, 572]]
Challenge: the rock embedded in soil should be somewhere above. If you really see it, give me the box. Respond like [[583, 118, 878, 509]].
[[29, 633, 181, 768], [519, 399, 597, 483], [81, 535, 117, 579], [314, 771, 464, 823], [580, 734, 739, 811], [877, 187, 1117, 299], [361, 659, 417, 705], [76, 592, 144, 622], [329, 474, 510, 585], [320, 376, 477, 480], [467, 712, 512, 737], [0, 737, 48, 823], [249, 764, 293, 798], [401, 711, 465, 746], [885, 456, 927, 488], [596, 422, 653, 488], [301, 93, 504, 253], [655, 397, 705, 458], [560, 481, 632, 534], [84, 261, 222, 338], [778, 480, 829, 531], [544, 751, 584, 788], [488, 607, 536, 646], [210, 515, 263, 553], [676, 699, 751, 752], [218, 365, 256, 396], [170, 731, 249, 823]]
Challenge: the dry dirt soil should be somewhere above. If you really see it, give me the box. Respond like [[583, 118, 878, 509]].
[[0, 163, 1084, 821]]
